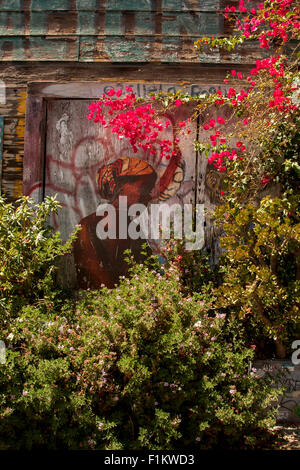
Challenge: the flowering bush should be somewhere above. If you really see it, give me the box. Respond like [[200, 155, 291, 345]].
[[87, 86, 192, 161], [0, 257, 281, 450]]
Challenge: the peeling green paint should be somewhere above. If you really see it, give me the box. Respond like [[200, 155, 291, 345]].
[[162, 0, 220, 11], [30, 12, 48, 35], [29, 37, 76, 60], [78, 11, 97, 35], [103, 37, 153, 62], [162, 12, 220, 36], [161, 36, 182, 62], [0, 0, 22, 10], [76, 0, 98, 9], [0, 0, 241, 63], [135, 12, 156, 35], [31, 0, 72, 11], [106, 0, 153, 11], [105, 12, 124, 36], [0, 12, 24, 35], [79, 36, 97, 60], [0, 37, 25, 60]]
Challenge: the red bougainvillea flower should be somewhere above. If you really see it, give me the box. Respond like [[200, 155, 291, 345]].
[[107, 88, 115, 97]]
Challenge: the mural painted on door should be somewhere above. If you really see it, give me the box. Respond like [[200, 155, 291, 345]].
[[26, 97, 203, 288]]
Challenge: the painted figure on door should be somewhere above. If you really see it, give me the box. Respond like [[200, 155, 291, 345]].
[[73, 152, 186, 289], [73, 157, 158, 288]]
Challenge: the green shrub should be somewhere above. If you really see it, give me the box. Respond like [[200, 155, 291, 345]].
[[0, 257, 281, 450], [0, 196, 78, 326], [213, 196, 300, 358]]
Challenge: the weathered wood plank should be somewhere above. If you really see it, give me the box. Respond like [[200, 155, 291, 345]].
[[23, 96, 46, 200], [1, 111, 25, 199], [0, 63, 253, 88], [1, 145, 23, 200], [0, 36, 79, 60], [0, 11, 222, 36], [1, 0, 221, 11], [79, 36, 263, 63], [0, 88, 27, 117], [28, 81, 229, 99]]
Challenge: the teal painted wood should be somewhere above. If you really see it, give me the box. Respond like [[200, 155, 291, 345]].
[[0, 37, 78, 61], [0, 116, 4, 195], [161, 12, 221, 36], [0, 0, 22, 9], [0, 0, 260, 63], [3, 0, 221, 11], [30, 0, 73, 10], [105, 0, 154, 10], [76, 0, 98, 9], [161, 0, 220, 11], [0, 37, 26, 60], [0, 11, 221, 36], [0, 34, 262, 62], [0, 12, 25, 35], [77, 11, 98, 35]]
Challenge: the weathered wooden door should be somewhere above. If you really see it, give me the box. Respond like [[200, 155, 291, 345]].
[[42, 94, 220, 288]]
